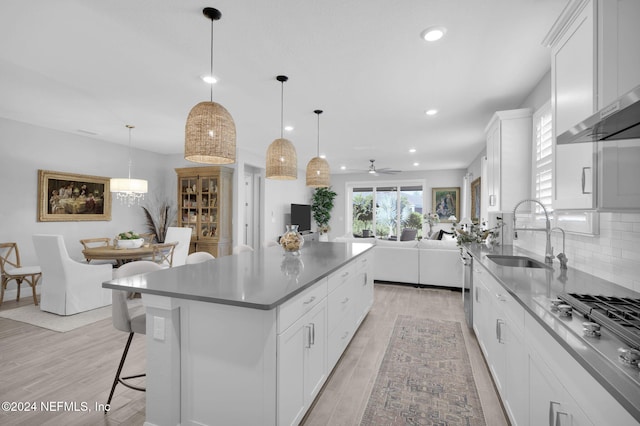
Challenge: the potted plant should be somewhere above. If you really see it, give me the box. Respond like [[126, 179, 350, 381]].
[[311, 187, 337, 242]]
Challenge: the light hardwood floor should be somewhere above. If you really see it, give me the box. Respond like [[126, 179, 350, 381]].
[[0, 284, 508, 425]]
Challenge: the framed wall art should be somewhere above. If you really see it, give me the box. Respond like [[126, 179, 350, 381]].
[[470, 177, 481, 224], [38, 170, 112, 222], [432, 187, 460, 222]]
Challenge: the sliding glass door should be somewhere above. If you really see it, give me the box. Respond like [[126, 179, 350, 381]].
[[349, 183, 424, 239]]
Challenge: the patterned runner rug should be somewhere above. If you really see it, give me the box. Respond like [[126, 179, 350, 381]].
[[361, 315, 486, 425]]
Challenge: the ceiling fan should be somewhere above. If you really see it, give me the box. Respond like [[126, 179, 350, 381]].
[[365, 159, 401, 175]]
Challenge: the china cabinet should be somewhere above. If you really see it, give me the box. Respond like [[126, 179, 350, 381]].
[[175, 166, 233, 257]]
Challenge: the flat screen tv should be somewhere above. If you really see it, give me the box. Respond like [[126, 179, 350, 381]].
[[290, 204, 311, 233]]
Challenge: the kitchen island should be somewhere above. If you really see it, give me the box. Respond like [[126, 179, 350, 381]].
[[103, 241, 374, 426], [466, 243, 640, 425]]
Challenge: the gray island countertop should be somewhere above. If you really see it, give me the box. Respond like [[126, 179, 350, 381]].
[[102, 241, 374, 310], [465, 243, 640, 423]]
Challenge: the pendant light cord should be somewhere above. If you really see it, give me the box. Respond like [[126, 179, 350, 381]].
[[280, 80, 284, 139], [316, 113, 320, 156], [126, 124, 134, 180], [210, 18, 214, 102]]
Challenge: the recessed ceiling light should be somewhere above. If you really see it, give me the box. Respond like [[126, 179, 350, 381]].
[[413, 162, 420, 167], [201, 74, 218, 84], [284, 125, 294, 132], [340, 165, 346, 170], [409, 148, 416, 153], [425, 109, 438, 116], [420, 26, 447, 42]]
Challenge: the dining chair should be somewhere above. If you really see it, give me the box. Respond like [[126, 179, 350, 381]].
[[186, 251, 215, 264], [151, 242, 178, 268], [0, 242, 41, 307], [232, 244, 254, 254], [79, 237, 116, 265], [106, 260, 163, 411], [138, 233, 156, 245], [164, 227, 193, 267], [32, 234, 112, 315]]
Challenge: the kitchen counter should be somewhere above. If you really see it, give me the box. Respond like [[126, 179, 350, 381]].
[[465, 243, 640, 423], [101, 241, 375, 426], [103, 241, 374, 309]]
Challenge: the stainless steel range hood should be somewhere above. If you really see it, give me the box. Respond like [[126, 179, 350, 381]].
[[556, 84, 640, 145]]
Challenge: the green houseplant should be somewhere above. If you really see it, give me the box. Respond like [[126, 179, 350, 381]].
[[311, 187, 337, 239]]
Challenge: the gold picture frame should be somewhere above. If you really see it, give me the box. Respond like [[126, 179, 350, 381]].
[[432, 187, 460, 222], [38, 170, 112, 222], [470, 177, 481, 224]]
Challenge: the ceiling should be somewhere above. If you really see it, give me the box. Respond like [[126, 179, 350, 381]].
[[0, 0, 567, 174]]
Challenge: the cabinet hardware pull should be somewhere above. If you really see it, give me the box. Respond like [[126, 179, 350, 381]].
[[496, 293, 506, 302], [342, 331, 349, 340], [496, 319, 505, 343], [549, 401, 560, 426], [305, 325, 312, 348], [581, 167, 592, 194], [310, 323, 315, 346], [556, 411, 569, 426], [341, 272, 349, 278], [364, 273, 368, 285], [303, 296, 316, 305], [342, 297, 349, 304]]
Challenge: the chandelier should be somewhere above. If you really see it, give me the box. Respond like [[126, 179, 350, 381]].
[[110, 124, 148, 206]]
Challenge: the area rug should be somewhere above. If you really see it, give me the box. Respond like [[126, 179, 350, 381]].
[[361, 315, 486, 426], [0, 299, 142, 333]]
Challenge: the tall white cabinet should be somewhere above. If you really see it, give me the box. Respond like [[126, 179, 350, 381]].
[[485, 108, 532, 215]]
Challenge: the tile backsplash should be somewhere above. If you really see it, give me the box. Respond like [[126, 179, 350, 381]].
[[513, 212, 640, 293]]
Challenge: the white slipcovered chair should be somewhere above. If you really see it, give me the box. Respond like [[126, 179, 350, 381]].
[[186, 251, 215, 264], [232, 244, 254, 254], [106, 260, 163, 410], [164, 227, 193, 267], [32, 234, 112, 315]]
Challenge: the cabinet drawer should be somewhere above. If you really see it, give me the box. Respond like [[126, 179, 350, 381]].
[[328, 278, 354, 333], [277, 279, 327, 334], [355, 253, 372, 272], [327, 263, 355, 293], [475, 264, 524, 330], [328, 316, 355, 370]]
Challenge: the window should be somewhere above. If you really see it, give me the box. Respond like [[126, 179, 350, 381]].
[[533, 101, 553, 214], [349, 183, 424, 238]]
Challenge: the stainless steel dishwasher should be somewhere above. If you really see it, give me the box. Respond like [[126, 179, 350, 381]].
[[461, 250, 473, 328]]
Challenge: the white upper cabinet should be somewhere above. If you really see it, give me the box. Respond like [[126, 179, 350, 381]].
[[548, 0, 597, 210], [546, 0, 640, 210], [485, 108, 532, 214]]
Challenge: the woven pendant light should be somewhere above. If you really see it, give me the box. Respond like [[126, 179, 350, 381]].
[[184, 7, 236, 165], [266, 75, 297, 180], [306, 109, 330, 187]]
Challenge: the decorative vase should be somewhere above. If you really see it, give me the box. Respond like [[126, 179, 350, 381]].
[[280, 224, 304, 255], [116, 238, 144, 249]]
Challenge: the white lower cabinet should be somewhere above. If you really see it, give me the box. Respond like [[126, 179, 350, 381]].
[[277, 253, 374, 426], [472, 263, 527, 426], [277, 290, 327, 426], [473, 260, 637, 426], [529, 352, 593, 426]]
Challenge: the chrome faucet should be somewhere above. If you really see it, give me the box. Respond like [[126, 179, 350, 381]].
[[512, 199, 553, 264], [551, 227, 568, 269]]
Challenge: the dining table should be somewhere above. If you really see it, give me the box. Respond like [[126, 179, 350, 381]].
[[82, 245, 156, 266]]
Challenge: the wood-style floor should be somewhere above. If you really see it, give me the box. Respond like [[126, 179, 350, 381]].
[[0, 284, 508, 425]]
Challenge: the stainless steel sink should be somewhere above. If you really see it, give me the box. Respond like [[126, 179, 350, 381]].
[[486, 255, 551, 269]]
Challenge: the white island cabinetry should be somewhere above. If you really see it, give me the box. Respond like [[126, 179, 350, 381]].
[[104, 242, 375, 426]]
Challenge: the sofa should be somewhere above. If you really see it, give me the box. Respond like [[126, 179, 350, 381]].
[[334, 235, 462, 288]]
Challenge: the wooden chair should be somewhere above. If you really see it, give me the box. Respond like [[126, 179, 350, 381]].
[[79, 237, 116, 265], [0, 242, 41, 306], [139, 233, 156, 246], [151, 242, 178, 268]]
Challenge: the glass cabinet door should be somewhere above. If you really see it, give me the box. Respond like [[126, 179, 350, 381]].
[[199, 176, 218, 239], [180, 177, 198, 238]]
